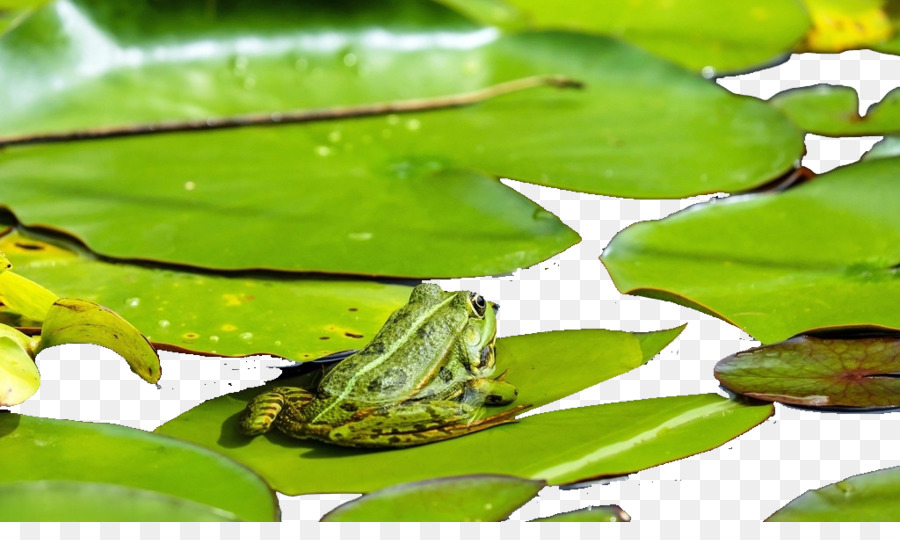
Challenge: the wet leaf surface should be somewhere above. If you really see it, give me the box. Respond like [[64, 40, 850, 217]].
[[530, 504, 630, 522], [320, 474, 544, 521], [0, 229, 413, 359], [0, 413, 279, 521], [770, 84, 900, 136], [767, 465, 900, 521], [602, 157, 900, 344], [715, 335, 900, 408]]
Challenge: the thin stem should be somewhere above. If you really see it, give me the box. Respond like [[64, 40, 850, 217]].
[[0, 74, 583, 149]]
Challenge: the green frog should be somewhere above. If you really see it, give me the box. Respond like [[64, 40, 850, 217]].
[[239, 283, 526, 448]]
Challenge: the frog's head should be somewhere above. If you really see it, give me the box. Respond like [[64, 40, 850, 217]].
[[460, 290, 498, 377]]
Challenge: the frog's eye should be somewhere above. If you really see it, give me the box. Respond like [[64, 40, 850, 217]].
[[469, 292, 487, 317]]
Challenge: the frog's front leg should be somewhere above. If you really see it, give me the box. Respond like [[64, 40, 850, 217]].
[[328, 399, 526, 448], [467, 371, 518, 406], [239, 386, 314, 436]]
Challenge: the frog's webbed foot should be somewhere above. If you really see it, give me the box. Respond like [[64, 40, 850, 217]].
[[239, 386, 314, 437]]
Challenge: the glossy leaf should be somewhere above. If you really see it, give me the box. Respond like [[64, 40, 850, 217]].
[[864, 134, 900, 160], [0, 413, 279, 521], [321, 475, 544, 522], [0, 268, 59, 321], [770, 84, 900, 135], [767, 466, 900, 521], [602, 157, 900, 344], [440, 0, 811, 74], [0, 481, 240, 522], [0, 324, 39, 405], [798, 0, 892, 52], [530, 505, 630, 522], [0, 3, 804, 278], [36, 298, 161, 384], [715, 335, 900, 408], [0, 229, 413, 359]]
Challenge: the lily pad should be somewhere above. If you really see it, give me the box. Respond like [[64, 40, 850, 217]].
[[872, 1, 900, 54], [0, 481, 240, 521], [601, 156, 900, 344], [864, 135, 900, 160], [770, 84, 900, 136], [439, 0, 811, 74], [0, 265, 59, 321], [0, 2, 803, 277], [0, 229, 413, 359], [320, 474, 544, 521], [0, 413, 279, 521], [715, 335, 900, 408], [0, 324, 39, 405], [766, 466, 900, 521], [530, 505, 630, 522], [798, 0, 892, 52]]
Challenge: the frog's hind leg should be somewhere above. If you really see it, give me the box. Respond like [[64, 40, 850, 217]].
[[329, 401, 531, 448], [239, 386, 314, 436]]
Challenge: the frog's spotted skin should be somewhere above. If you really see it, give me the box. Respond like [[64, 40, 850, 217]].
[[239, 284, 524, 448]]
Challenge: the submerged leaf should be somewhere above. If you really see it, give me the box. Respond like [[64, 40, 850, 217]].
[[530, 505, 630, 522], [0, 229, 412, 359], [715, 335, 900, 408], [321, 475, 544, 522], [770, 84, 900, 136], [36, 298, 161, 384], [0, 413, 279, 521], [767, 466, 900, 521], [602, 157, 900, 344], [0, 324, 39, 405], [0, 481, 240, 522]]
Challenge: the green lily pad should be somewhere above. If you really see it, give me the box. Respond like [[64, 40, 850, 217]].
[[0, 229, 413, 359], [0, 324, 39, 405], [320, 474, 545, 522], [715, 335, 900, 408], [0, 480, 240, 521], [770, 84, 900, 135], [155, 329, 775, 495], [767, 466, 900, 521], [0, 2, 803, 277], [530, 505, 630, 522], [864, 135, 900, 160], [797, 0, 892, 52], [602, 157, 900, 344], [37, 298, 161, 384], [0, 413, 279, 521], [439, 0, 811, 74]]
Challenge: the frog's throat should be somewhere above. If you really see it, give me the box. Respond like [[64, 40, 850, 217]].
[[310, 292, 458, 423]]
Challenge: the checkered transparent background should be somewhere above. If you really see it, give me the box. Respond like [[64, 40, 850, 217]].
[[5, 50, 900, 537]]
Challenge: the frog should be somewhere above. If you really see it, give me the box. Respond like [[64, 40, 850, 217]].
[[239, 283, 527, 448]]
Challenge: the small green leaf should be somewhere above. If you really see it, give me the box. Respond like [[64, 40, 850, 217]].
[[0, 413, 279, 522], [767, 466, 900, 521], [0, 268, 59, 321], [321, 475, 544, 522], [602, 157, 900, 344], [530, 505, 630, 522], [715, 335, 900, 408], [0, 481, 240, 522], [0, 325, 39, 405], [37, 298, 161, 384], [770, 84, 900, 136]]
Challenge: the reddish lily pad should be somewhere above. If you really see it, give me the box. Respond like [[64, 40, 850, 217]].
[[715, 335, 900, 408]]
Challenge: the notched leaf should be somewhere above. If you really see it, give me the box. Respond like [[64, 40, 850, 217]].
[[715, 335, 900, 408], [36, 298, 161, 384]]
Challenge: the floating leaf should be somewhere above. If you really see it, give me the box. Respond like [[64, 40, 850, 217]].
[[321, 475, 544, 522], [0, 413, 279, 521], [439, 0, 811, 74], [0, 267, 59, 321], [36, 298, 161, 384], [0, 481, 240, 522], [767, 466, 900, 521], [602, 157, 900, 344], [798, 0, 892, 52], [0, 229, 412, 359], [864, 134, 900, 160], [530, 505, 630, 522], [715, 335, 900, 408], [770, 84, 900, 135], [0, 2, 803, 278], [874, 2, 900, 53], [0, 324, 39, 405], [156, 329, 773, 495]]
